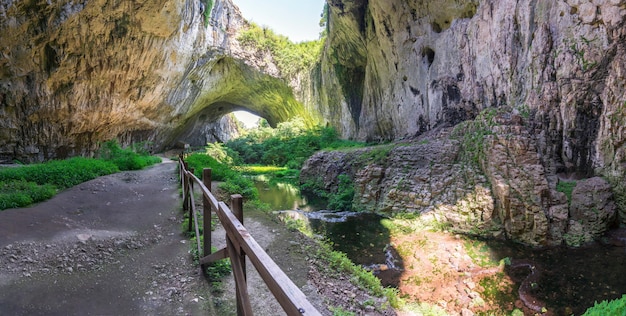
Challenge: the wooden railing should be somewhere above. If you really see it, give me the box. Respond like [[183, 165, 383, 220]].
[[178, 155, 321, 316]]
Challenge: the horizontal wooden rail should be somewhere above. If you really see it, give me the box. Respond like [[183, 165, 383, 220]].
[[179, 156, 320, 316]]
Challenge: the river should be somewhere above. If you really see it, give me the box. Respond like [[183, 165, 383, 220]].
[[255, 179, 626, 315]]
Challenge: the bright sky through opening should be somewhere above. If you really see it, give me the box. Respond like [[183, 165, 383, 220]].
[[232, 0, 325, 129]]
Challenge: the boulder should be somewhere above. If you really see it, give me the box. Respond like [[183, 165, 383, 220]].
[[565, 177, 617, 246]]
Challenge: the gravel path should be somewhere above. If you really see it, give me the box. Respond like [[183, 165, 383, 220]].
[[0, 159, 214, 315]]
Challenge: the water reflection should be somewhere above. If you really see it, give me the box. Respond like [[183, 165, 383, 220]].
[[255, 179, 400, 284], [253, 178, 323, 212], [485, 238, 626, 315]]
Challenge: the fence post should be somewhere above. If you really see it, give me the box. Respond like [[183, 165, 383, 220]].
[[202, 168, 212, 258], [182, 162, 189, 212], [230, 194, 246, 316], [188, 168, 195, 233]]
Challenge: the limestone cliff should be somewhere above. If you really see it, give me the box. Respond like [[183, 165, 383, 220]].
[[0, 0, 310, 162], [311, 0, 625, 178], [301, 0, 626, 245]]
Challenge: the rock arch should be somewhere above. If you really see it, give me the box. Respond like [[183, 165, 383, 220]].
[[162, 55, 314, 149]]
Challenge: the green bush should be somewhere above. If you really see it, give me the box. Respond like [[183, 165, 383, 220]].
[[557, 180, 577, 205], [185, 153, 236, 181], [327, 174, 355, 212], [218, 175, 258, 200], [582, 294, 626, 316], [0, 157, 119, 189], [0, 140, 160, 210], [184, 153, 258, 200], [98, 140, 161, 171], [0, 180, 56, 210], [225, 117, 365, 170]]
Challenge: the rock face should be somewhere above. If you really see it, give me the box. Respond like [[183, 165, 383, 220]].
[[299, 0, 626, 245], [0, 0, 311, 162], [301, 109, 619, 246], [566, 177, 617, 245], [2, 0, 625, 245], [311, 0, 626, 174]]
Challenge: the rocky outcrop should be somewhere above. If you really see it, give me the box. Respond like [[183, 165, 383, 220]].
[[0, 0, 312, 162], [565, 177, 617, 246], [301, 108, 619, 246], [300, 0, 626, 244], [301, 129, 501, 241]]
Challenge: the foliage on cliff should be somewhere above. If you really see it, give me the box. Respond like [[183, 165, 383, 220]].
[[238, 22, 324, 79]]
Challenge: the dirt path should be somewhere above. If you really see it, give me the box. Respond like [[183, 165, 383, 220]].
[[0, 158, 214, 315], [0, 158, 398, 316]]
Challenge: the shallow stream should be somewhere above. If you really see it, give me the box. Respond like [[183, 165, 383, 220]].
[[255, 179, 626, 315]]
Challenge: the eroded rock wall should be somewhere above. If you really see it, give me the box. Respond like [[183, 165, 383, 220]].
[[301, 0, 626, 244], [309, 0, 626, 177], [0, 0, 309, 162]]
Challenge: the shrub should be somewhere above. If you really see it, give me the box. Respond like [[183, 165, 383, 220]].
[[238, 22, 323, 79], [0, 157, 119, 189], [327, 174, 355, 212], [185, 153, 236, 181], [0, 180, 57, 210], [225, 117, 365, 169], [218, 175, 258, 200], [184, 153, 258, 200], [0, 140, 160, 210], [582, 294, 626, 316], [98, 140, 161, 171]]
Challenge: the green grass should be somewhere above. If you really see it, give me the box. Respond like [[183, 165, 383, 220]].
[[557, 180, 577, 205], [236, 165, 288, 175], [0, 180, 56, 209], [184, 153, 258, 200], [315, 241, 401, 308], [0, 140, 161, 210]]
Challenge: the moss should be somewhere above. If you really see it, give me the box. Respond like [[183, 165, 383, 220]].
[[451, 108, 498, 167], [556, 180, 577, 205], [203, 0, 214, 27]]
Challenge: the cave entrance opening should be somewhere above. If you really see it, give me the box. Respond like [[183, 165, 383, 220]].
[[233, 110, 261, 129]]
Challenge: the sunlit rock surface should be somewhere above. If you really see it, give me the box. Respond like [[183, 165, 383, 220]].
[[0, 0, 309, 162], [300, 0, 626, 244]]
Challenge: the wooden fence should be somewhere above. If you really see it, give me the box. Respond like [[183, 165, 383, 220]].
[[178, 155, 321, 316]]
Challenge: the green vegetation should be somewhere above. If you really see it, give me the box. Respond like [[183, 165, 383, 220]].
[[203, 0, 214, 27], [182, 210, 231, 289], [463, 239, 500, 268], [479, 272, 518, 314], [582, 294, 626, 316], [226, 117, 364, 170], [0, 180, 56, 210], [184, 153, 258, 200], [98, 140, 161, 171], [326, 174, 355, 212], [238, 22, 324, 79], [0, 141, 160, 210], [329, 307, 355, 316], [315, 241, 401, 308], [556, 180, 577, 205], [451, 107, 498, 167]]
